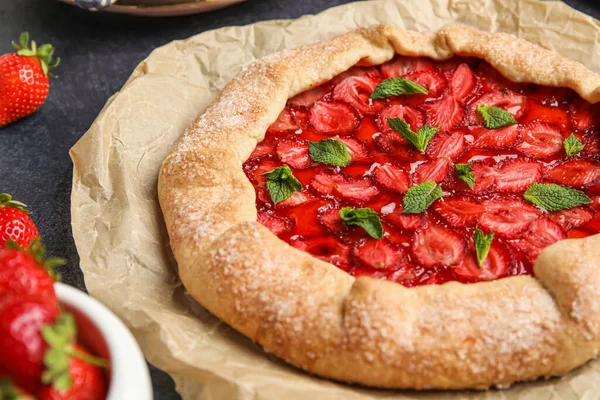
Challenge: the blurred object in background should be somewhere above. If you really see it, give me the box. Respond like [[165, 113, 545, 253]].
[[72, 0, 116, 9], [58, 0, 247, 16]]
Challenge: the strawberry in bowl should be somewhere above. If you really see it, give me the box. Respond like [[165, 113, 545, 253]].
[[0, 238, 152, 399]]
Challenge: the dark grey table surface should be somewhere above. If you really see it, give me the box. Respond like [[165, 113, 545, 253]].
[[0, 0, 598, 398]]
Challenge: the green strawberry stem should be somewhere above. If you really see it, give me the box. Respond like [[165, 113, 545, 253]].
[[68, 346, 109, 368], [42, 314, 108, 391], [4, 238, 65, 281], [11, 32, 60, 77], [0, 193, 28, 212]]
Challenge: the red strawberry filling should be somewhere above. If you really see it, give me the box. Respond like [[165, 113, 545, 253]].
[[243, 55, 600, 287]]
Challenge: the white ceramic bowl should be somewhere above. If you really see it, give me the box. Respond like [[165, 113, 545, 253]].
[[55, 283, 153, 400]]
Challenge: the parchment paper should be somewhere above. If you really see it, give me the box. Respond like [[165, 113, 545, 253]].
[[69, 1, 600, 398]]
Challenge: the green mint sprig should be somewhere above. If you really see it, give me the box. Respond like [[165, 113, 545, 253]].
[[387, 118, 439, 152], [339, 207, 383, 239], [262, 165, 302, 205], [371, 77, 428, 99], [403, 181, 443, 214]]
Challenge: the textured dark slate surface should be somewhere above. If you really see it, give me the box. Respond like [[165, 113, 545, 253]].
[[0, 0, 598, 398]]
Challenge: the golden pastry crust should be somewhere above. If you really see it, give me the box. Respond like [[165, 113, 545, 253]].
[[158, 25, 600, 389]]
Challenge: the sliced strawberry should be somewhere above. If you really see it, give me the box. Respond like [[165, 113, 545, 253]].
[[291, 236, 350, 265], [310, 169, 339, 195], [255, 187, 270, 204], [380, 56, 434, 78], [250, 138, 277, 159], [377, 104, 425, 132], [332, 74, 384, 115], [412, 268, 447, 286], [288, 199, 330, 237], [454, 240, 513, 281], [477, 61, 521, 90], [292, 107, 310, 129], [309, 101, 360, 134], [426, 129, 466, 159], [331, 66, 381, 85], [470, 89, 527, 121], [471, 163, 497, 192], [373, 131, 413, 160], [257, 212, 292, 235], [470, 125, 521, 149], [276, 191, 310, 208], [386, 264, 417, 284], [404, 71, 448, 98], [494, 159, 543, 192], [433, 196, 485, 227], [421, 96, 465, 132], [334, 179, 380, 203], [548, 206, 595, 230], [384, 205, 428, 231], [451, 63, 476, 101], [251, 157, 281, 183], [318, 207, 346, 233], [311, 169, 379, 202], [511, 218, 567, 263], [414, 157, 453, 184], [289, 84, 330, 107], [268, 107, 298, 132], [569, 97, 600, 131], [516, 121, 563, 158], [276, 138, 310, 169], [335, 136, 369, 162], [545, 159, 600, 187], [352, 238, 407, 270], [581, 132, 600, 157], [371, 163, 411, 193], [479, 197, 541, 238], [412, 224, 467, 267]]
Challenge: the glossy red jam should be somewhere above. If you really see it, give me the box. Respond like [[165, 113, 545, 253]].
[[242, 56, 600, 287]]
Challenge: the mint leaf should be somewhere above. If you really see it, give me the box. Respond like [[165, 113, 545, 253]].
[[403, 181, 443, 214], [262, 165, 302, 205], [308, 139, 351, 167], [387, 118, 439, 152], [371, 77, 428, 99], [524, 183, 591, 212], [339, 207, 383, 239], [455, 162, 475, 189], [474, 228, 494, 267], [477, 105, 517, 129], [564, 133, 585, 158]]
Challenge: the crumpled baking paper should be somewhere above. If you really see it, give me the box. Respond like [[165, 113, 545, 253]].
[[70, 0, 600, 398]]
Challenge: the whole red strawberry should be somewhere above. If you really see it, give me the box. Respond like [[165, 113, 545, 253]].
[[0, 240, 64, 309], [0, 32, 60, 127], [0, 298, 59, 393], [37, 344, 107, 400], [37, 314, 108, 400], [0, 193, 40, 250]]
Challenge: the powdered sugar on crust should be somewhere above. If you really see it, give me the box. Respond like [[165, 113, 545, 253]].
[[158, 24, 600, 389]]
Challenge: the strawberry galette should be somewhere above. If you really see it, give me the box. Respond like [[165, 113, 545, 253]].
[[159, 25, 600, 390]]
